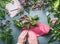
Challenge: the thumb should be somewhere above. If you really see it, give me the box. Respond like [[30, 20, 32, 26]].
[[18, 30, 28, 44], [28, 31, 38, 44]]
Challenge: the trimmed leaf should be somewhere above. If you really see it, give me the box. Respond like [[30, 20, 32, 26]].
[[32, 15, 39, 20], [31, 20, 37, 25], [13, 20, 23, 27]]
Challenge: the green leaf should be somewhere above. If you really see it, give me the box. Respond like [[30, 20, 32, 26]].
[[57, 35, 60, 41], [13, 20, 23, 27], [48, 36, 57, 43], [0, 10, 5, 18], [0, 0, 10, 8], [53, 0, 59, 10], [32, 15, 39, 20], [31, 20, 37, 25], [0, 33, 3, 39]]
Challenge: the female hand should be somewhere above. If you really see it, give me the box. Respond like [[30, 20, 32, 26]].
[[28, 31, 38, 44], [17, 30, 28, 44]]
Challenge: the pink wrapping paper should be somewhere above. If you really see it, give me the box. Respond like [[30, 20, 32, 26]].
[[22, 22, 50, 37]]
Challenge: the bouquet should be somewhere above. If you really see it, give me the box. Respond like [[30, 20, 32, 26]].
[[13, 14, 50, 36]]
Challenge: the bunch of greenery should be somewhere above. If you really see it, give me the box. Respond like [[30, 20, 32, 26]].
[[13, 15, 39, 29], [0, 0, 13, 44], [0, 20, 13, 44], [44, 0, 60, 43]]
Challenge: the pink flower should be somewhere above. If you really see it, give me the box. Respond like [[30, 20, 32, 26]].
[[51, 18, 58, 24]]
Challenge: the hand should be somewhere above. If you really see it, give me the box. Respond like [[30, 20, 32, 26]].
[[17, 30, 28, 44], [28, 31, 38, 44]]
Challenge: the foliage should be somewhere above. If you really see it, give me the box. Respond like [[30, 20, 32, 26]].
[[0, 20, 13, 44], [0, 9, 5, 19], [0, 0, 10, 8], [0, 0, 13, 43], [45, 0, 60, 43], [20, 0, 44, 13], [13, 15, 39, 29]]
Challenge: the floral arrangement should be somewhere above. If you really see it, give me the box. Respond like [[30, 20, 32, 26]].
[[45, 0, 60, 43], [0, 0, 13, 44]]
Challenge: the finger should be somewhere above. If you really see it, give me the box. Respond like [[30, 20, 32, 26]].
[[18, 30, 28, 39], [18, 30, 28, 44], [28, 31, 37, 38], [28, 31, 38, 44]]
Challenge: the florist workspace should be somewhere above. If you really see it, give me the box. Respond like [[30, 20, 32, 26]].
[[0, 0, 60, 44]]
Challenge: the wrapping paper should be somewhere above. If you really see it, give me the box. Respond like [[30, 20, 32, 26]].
[[22, 22, 50, 36]]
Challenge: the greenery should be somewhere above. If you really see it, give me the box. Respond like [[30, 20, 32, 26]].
[[13, 15, 39, 29], [45, 0, 60, 43], [0, 0, 13, 44], [0, 20, 13, 44]]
